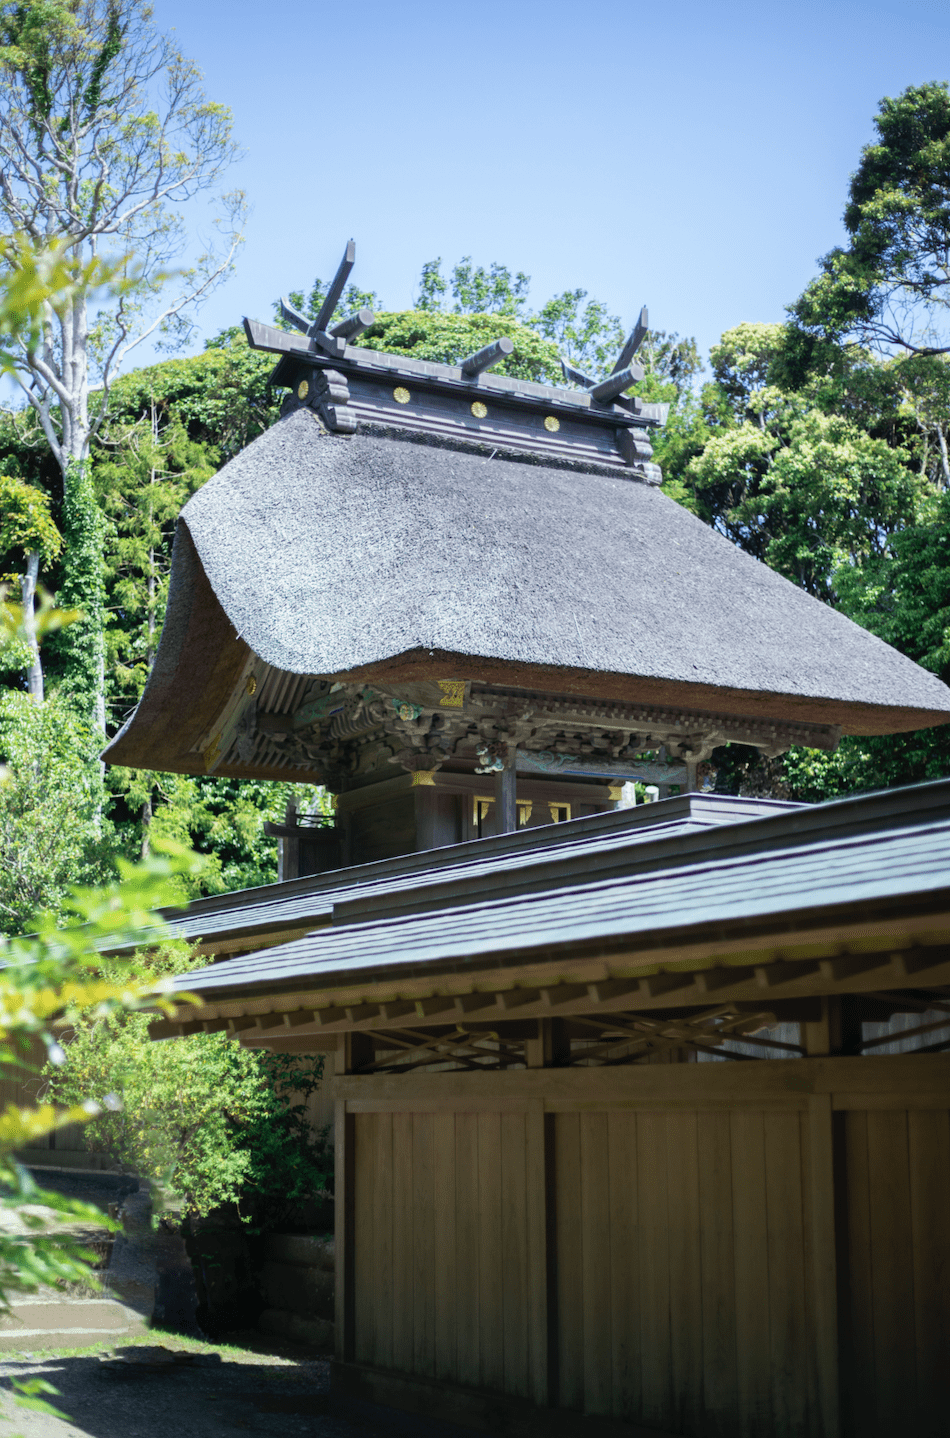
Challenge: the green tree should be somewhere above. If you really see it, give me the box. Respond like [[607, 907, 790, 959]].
[[47, 943, 331, 1223], [789, 82, 950, 359], [0, 473, 60, 699], [0, 595, 205, 1418], [358, 309, 564, 383], [0, 688, 112, 932], [0, 0, 243, 726], [682, 323, 927, 600]]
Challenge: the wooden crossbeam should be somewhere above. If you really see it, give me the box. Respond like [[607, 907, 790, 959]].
[[563, 1004, 792, 1066], [612, 306, 649, 375], [312, 240, 356, 335]]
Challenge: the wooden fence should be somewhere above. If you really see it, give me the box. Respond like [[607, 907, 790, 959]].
[[335, 1055, 950, 1437]]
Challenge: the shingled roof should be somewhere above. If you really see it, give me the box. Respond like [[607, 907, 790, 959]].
[[105, 404, 950, 776]]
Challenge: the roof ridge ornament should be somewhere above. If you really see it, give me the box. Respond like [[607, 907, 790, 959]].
[[246, 240, 667, 481], [278, 241, 376, 361]]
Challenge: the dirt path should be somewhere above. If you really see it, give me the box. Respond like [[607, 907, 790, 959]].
[[0, 1337, 467, 1437]]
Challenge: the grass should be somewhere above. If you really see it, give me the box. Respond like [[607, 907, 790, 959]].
[[1, 1328, 325, 1366]]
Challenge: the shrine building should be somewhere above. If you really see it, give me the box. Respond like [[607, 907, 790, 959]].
[[109, 244, 950, 1438]]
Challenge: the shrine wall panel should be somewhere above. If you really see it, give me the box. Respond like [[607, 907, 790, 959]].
[[339, 1057, 950, 1438], [351, 1108, 538, 1402], [839, 1106, 950, 1438]]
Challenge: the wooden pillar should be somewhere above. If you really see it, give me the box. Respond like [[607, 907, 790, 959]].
[[805, 998, 864, 1056], [525, 1019, 570, 1068], [494, 763, 517, 834], [808, 1094, 841, 1438], [414, 781, 438, 852], [334, 1098, 356, 1361], [339, 1032, 374, 1074]]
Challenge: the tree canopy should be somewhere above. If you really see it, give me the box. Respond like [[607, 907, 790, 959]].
[[0, 0, 243, 727], [789, 82, 950, 359]]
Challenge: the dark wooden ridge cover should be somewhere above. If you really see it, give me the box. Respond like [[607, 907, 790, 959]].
[[104, 242, 950, 782]]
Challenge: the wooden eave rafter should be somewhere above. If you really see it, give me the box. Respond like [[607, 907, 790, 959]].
[[150, 906, 950, 1048]]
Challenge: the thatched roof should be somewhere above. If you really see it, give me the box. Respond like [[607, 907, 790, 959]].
[[105, 408, 950, 777]]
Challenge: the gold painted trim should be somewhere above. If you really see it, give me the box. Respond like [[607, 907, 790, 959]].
[[202, 733, 222, 772], [437, 679, 466, 708], [411, 770, 437, 786]]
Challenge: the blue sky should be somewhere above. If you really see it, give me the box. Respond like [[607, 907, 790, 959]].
[[152, 0, 949, 373]]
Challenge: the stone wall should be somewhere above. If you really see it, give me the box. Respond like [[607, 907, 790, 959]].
[[258, 1233, 334, 1351]]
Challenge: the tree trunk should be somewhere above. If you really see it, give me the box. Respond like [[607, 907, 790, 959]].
[[937, 424, 950, 489], [45, 292, 107, 732], [140, 794, 152, 860], [20, 549, 43, 703]]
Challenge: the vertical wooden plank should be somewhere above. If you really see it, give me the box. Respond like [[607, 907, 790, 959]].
[[841, 1111, 875, 1437], [372, 1111, 394, 1372], [455, 1112, 481, 1389], [352, 1112, 376, 1364], [391, 1111, 414, 1374], [412, 1111, 436, 1378], [666, 1112, 703, 1435], [730, 1111, 771, 1438], [637, 1111, 672, 1429], [334, 1099, 356, 1362], [580, 1111, 612, 1415], [866, 1110, 916, 1433], [501, 1112, 530, 1397], [433, 1112, 457, 1383], [807, 1095, 840, 1438], [908, 1110, 950, 1433], [477, 1111, 504, 1392], [698, 1110, 738, 1433], [525, 1104, 550, 1408], [555, 1111, 584, 1411], [608, 1111, 640, 1423], [764, 1112, 808, 1438]]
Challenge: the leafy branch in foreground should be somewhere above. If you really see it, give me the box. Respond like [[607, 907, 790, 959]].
[[0, 824, 202, 1416]]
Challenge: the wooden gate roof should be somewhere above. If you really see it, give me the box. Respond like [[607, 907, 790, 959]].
[[151, 778, 950, 1042]]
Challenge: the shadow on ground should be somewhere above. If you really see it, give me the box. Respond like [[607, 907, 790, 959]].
[[0, 1335, 471, 1438]]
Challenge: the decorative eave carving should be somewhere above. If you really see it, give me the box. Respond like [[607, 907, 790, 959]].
[[196, 665, 842, 791]]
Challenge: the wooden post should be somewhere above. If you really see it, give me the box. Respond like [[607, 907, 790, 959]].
[[804, 998, 836, 1056], [335, 1098, 356, 1361], [525, 1100, 557, 1408], [341, 1032, 374, 1073], [414, 783, 438, 852], [808, 1094, 841, 1438], [526, 1019, 570, 1068], [494, 763, 518, 835]]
